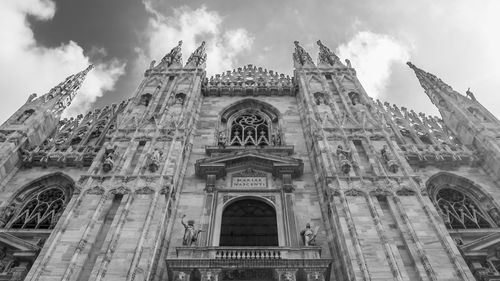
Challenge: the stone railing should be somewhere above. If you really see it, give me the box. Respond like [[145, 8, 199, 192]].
[[176, 246, 322, 260]]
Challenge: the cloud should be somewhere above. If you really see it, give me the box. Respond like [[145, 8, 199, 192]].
[[141, 3, 254, 75], [0, 0, 125, 122], [337, 31, 411, 98]]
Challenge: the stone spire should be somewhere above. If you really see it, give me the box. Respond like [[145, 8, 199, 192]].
[[293, 41, 315, 68], [44, 64, 94, 114], [185, 41, 207, 68], [407, 62, 472, 112], [161, 40, 183, 67], [316, 40, 343, 67]]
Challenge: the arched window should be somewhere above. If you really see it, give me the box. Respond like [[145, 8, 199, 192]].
[[220, 198, 278, 246], [229, 110, 271, 146], [1, 174, 73, 230], [427, 173, 496, 230], [435, 188, 491, 229]]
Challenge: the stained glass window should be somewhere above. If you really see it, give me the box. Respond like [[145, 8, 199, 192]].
[[435, 188, 491, 229]]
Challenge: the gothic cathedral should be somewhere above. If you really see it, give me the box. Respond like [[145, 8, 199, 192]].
[[0, 40, 499, 281]]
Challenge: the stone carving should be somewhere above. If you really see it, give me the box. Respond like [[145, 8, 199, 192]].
[[186, 41, 207, 68], [345, 59, 352, 68], [27, 93, 37, 103], [380, 145, 399, 173], [344, 189, 364, 196], [148, 148, 163, 172], [293, 41, 314, 66], [281, 271, 296, 281], [102, 144, 117, 172], [161, 40, 183, 67], [317, 40, 339, 66], [466, 87, 476, 101], [135, 186, 155, 194], [300, 223, 319, 246], [271, 131, 282, 146], [396, 187, 416, 196], [336, 145, 352, 174], [110, 186, 131, 195], [203, 64, 293, 96], [306, 271, 325, 281], [0, 203, 17, 227], [216, 130, 227, 147], [181, 215, 204, 246], [174, 271, 187, 281]]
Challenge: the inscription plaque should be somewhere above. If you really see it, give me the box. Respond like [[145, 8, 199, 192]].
[[231, 168, 268, 189]]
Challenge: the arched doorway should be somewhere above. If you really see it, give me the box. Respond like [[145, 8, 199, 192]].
[[220, 198, 278, 246]]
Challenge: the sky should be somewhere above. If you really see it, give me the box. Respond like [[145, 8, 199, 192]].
[[1, 0, 499, 123]]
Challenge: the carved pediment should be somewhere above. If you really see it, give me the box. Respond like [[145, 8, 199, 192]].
[[195, 151, 303, 179]]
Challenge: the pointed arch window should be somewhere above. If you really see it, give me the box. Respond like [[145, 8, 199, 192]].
[[9, 187, 67, 229], [427, 173, 497, 230], [435, 188, 491, 229], [1, 174, 73, 230], [228, 110, 271, 146]]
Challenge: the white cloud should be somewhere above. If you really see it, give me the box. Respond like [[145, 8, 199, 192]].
[[337, 31, 410, 98], [0, 0, 125, 122], [141, 4, 254, 75]]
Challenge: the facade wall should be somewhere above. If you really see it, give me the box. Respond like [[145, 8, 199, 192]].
[[0, 42, 499, 281]]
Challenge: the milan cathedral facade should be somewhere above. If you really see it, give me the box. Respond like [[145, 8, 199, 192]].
[[0, 40, 499, 281]]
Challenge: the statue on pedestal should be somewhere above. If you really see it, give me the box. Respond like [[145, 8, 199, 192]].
[[181, 215, 204, 246]]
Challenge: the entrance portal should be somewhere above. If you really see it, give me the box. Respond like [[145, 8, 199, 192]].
[[220, 199, 278, 246]]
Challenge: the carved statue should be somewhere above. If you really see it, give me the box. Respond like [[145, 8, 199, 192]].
[[466, 87, 477, 101], [161, 40, 183, 67], [102, 144, 117, 172], [149, 148, 162, 172], [149, 60, 156, 69], [336, 145, 352, 174], [317, 40, 338, 66], [186, 41, 207, 67], [217, 130, 227, 147], [293, 41, 314, 66], [300, 223, 319, 246], [181, 215, 204, 246], [272, 131, 282, 146], [0, 203, 16, 227], [174, 271, 187, 281], [345, 59, 352, 68], [380, 145, 399, 173], [281, 272, 296, 281]]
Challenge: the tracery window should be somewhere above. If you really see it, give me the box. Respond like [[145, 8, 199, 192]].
[[229, 110, 271, 146], [9, 187, 67, 229], [435, 188, 491, 229]]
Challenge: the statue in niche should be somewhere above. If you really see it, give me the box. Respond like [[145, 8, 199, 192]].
[[149, 148, 163, 172], [181, 215, 204, 246], [0, 203, 16, 227], [216, 130, 227, 147], [272, 131, 282, 146], [102, 143, 117, 172], [336, 145, 352, 174], [300, 223, 319, 246], [380, 145, 399, 173], [174, 272, 187, 281]]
